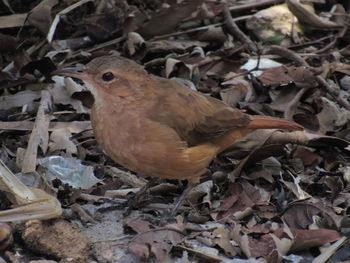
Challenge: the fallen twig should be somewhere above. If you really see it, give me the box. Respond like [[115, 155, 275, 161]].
[[223, 5, 257, 54]]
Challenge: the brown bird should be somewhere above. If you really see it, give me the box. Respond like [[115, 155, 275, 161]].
[[53, 55, 303, 215]]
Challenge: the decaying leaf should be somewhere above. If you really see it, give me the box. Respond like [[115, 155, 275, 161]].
[[316, 97, 350, 133], [282, 199, 340, 229], [126, 218, 185, 262], [257, 65, 319, 88], [231, 221, 340, 263], [137, 0, 204, 38], [216, 181, 270, 221]]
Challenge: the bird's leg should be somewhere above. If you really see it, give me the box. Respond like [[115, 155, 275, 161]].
[[124, 177, 158, 216], [170, 182, 196, 217]]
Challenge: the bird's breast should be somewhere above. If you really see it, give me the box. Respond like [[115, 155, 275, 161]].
[[90, 101, 216, 181], [91, 103, 143, 166]]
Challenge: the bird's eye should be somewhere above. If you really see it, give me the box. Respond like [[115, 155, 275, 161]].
[[102, 72, 115, 82]]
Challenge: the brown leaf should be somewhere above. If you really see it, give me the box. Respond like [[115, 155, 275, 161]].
[[282, 200, 339, 229], [230, 223, 282, 263], [293, 113, 320, 131], [257, 65, 318, 89], [129, 227, 184, 263], [274, 227, 341, 252], [316, 97, 350, 133], [293, 146, 323, 167], [125, 218, 154, 234], [211, 227, 238, 258], [269, 85, 301, 112], [217, 181, 270, 221], [244, 170, 274, 183], [27, 0, 58, 34], [137, 0, 204, 39]]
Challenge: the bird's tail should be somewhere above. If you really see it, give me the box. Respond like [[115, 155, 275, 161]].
[[211, 115, 303, 152], [247, 115, 303, 131]]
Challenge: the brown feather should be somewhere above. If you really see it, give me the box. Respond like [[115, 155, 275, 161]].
[[247, 115, 303, 130], [55, 55, 304, 183]]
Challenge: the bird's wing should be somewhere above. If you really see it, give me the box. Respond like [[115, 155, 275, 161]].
[[147, 77, 252, 146]]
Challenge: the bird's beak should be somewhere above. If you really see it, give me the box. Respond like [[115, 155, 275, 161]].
[[51, 66, 90, 80]]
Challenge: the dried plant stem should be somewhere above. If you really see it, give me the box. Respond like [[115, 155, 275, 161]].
[[21, 90, 52, 173], [223, 5, 257, 54]]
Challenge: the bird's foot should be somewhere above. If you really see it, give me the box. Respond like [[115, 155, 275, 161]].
[[123, 178, 158, 216], [169, 182, 195, 217]]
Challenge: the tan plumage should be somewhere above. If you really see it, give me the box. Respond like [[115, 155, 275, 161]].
[[54, 55, 303, 184]]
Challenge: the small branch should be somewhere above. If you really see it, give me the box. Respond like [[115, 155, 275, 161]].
[[150, 15, 251, 41], [263, 45, 308, 66], [223, 5, 257, 54]]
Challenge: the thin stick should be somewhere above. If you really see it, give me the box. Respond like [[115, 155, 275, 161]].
[[223, 5, 257, 54], [150, 15, 251, 41]]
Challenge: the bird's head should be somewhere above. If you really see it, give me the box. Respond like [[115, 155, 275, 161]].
[[52, 55, 149, 104]]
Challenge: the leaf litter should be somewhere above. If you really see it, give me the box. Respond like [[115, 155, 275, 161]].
[[0, 0, 350, 262]]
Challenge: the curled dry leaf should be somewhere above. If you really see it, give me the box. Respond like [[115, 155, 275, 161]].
[[187, 180, 213, 211], [165, 58, 197, 80], [282, 199, 340, 229], [125, 32, 146, 58]]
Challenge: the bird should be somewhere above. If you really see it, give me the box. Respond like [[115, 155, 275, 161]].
[[53, 55, 303, 215]]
